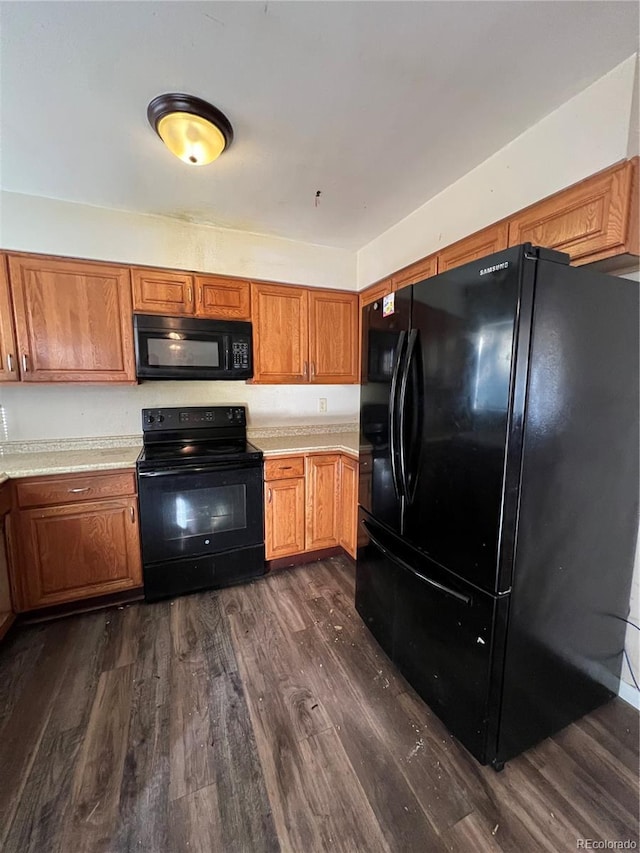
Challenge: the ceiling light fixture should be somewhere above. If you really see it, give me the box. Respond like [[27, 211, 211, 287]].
[[147, 93, 234, 166]]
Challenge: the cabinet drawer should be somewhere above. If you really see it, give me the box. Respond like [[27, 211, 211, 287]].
[[264, 456, 305, 481], [16, 470, 136, 509]]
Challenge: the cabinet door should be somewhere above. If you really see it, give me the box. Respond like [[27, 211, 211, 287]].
[[132, 268, 194, 315], [392, 253, 438, 291], [17, 498, 142, 611], [194, 275, 251, 320], [251, 283, 309, 383], [306, 454, 340, 550], [265, 477, 305, 559], [359, 278, 393, 311], [508, 159, 637, 264], [0, 254, 19, 382], [8, 255, 136, 382], [339, 455, 358, 559], [438, 222, 509, 273], [308, 290, 358, 383]]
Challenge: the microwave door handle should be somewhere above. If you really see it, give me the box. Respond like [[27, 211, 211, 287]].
[[223, 335, 230, 371]]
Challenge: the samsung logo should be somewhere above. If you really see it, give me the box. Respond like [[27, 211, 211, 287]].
[[479, 262, 509, 276]]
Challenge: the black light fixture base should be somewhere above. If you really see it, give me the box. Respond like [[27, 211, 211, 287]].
[[147, 93, 234, 150]]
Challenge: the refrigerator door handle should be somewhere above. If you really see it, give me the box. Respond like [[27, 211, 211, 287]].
[[398, 329, 418, 502], [362, 520, 472, 605], [389, 330, 407, 499]]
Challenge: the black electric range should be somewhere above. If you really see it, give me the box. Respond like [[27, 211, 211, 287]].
[[136, 406, 265, 602]]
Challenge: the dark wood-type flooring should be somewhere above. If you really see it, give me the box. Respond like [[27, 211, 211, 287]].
[[0, 556, 638, 852]]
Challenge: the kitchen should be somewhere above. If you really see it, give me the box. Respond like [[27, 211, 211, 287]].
[[0, 2, 639, 851]]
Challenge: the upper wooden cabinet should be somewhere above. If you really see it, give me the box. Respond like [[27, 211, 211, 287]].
[[438, 222, 509, 273], [0, 255, 19, 382], [508, 159, 638, 265], [359, 277, 393, 311], [251, 283, 309, 382], [132, 268, 251, 320], [6, 254, 135, 383], [251, 282, 358, 384], [194, 275, 251, 320], [308, 290, 358, 384], [132, 268, 194, 315], [393, 254, 438, 291]]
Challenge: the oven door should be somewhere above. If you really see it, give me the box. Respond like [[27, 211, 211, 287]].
[[137, 461, 264, 564]]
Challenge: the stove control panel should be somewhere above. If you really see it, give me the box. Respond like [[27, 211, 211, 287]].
[[142, 405, 246, 431]]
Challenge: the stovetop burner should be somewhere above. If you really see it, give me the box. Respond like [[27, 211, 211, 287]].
[[137, 405, 262, 472]]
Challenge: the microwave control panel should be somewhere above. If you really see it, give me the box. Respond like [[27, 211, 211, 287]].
[[232, 339, 250, 370]]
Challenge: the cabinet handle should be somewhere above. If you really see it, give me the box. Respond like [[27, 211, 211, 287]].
[[303, 361, 308, 379], [68, 487, 90, 493], [6, 353, 14, 372], [130, 506, 135, 523], [268, 488, 273, 503], [281, 466, 292, 470], [21, 354, 28, 373], [197, 286, 202, 305], [187, 285, 193, 304], [310, 362, 315, 380]]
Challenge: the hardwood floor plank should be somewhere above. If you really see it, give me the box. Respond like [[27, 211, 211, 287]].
[[169, 783, 226, 853], [0, 625, 46, 729], [441, 812, 503, 853], [101, 604, 141, 672], [0, 619, 77, 848], [115, 600, 172, 852], [171, 591, 237, 674], [3, 726, 84, 853], [60, 665, 133, 852]]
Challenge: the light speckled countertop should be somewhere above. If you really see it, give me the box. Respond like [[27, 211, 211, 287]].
[[0, 446, 141, 479], [0, 426, 362, 481], [252, 431, 359, 458]]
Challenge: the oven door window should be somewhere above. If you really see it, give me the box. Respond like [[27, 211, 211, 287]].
[[138, 465, 263, 563], [146, 335, 222, 370]]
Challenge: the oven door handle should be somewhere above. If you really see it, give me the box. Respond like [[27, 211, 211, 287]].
[[138, 461, 261, 477]]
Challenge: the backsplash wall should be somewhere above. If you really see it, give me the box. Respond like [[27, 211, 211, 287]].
[[0, 382, 360, 442]]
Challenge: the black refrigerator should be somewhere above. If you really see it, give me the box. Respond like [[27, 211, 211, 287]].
[[356, 243, 639, 769]]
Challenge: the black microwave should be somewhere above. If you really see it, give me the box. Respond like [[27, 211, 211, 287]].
[[134, 314, 253, 380]]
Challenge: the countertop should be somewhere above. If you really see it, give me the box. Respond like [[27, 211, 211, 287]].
[[252, 431, 359, 458], [0, 446, 141, 479], [0, 427, 362, 481]]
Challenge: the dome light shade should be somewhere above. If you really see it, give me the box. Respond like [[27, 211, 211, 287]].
[[147, 93, 233, 166]]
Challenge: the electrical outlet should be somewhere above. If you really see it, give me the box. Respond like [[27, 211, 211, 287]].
[[318, 397, 327, 413]]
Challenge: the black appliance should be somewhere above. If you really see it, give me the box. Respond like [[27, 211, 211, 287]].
[[137, 405, 265, 602], [356, 243, 639, 769], [134, 314, 253, 380]]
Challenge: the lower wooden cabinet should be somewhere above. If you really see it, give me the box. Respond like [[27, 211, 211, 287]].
[[306, 454, 341, 550], [11, 470, 142, 612], [339, 455, 358, 558], [264, 452, 358, 561], [265, 477, 306, 559], [0, 483, 15, 640]]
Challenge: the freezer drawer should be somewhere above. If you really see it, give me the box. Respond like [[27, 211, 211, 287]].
[[357, 515, 509, 765], [355, 513, 398, 661]]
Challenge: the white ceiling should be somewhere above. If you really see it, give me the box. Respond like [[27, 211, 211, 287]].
[[1, 1, 638, 250]]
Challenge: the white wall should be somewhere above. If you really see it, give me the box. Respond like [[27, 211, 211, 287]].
[[0, 192, 356, 290], [357, 55, 638, 287], [0, 382, 360, 441], [0, 188, 361, 441]]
